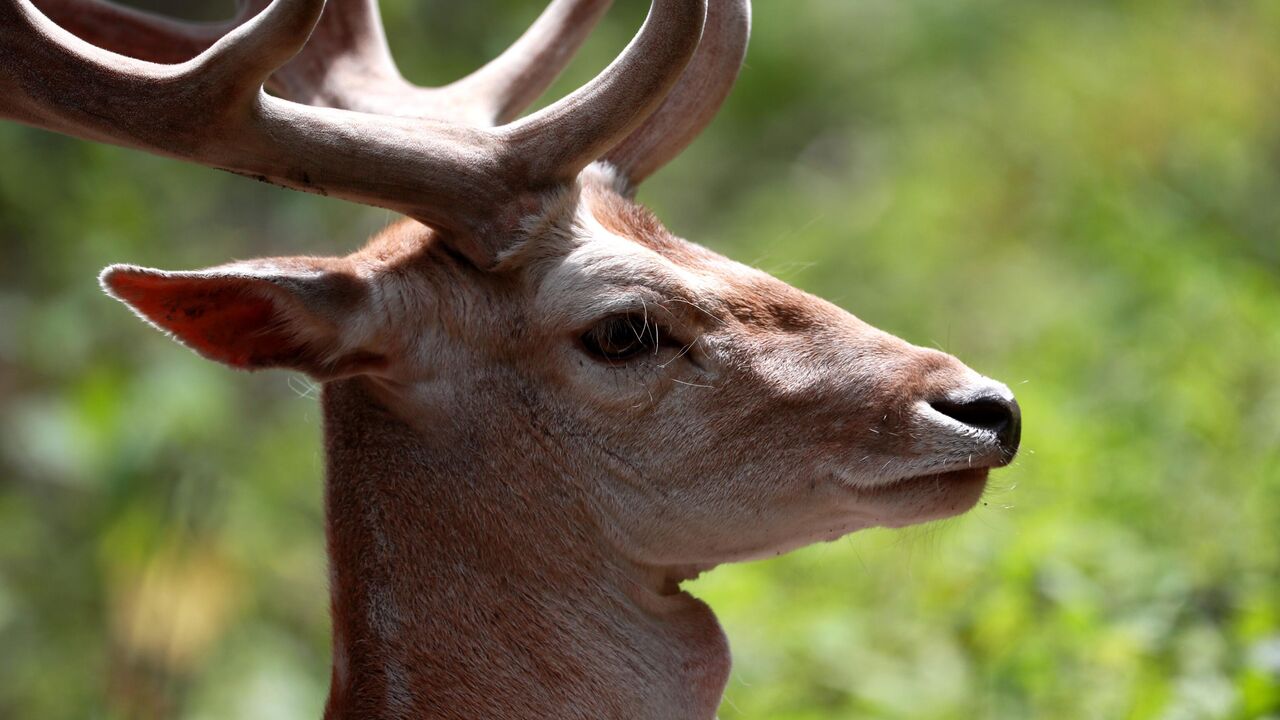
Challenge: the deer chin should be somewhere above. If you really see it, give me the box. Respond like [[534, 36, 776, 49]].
[[849, 467, 990, 527]]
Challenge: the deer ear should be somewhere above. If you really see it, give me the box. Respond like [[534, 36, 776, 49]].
[[100, 259, 387, 380]]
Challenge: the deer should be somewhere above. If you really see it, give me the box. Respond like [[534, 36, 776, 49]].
[[2, 0, 1022, 717]]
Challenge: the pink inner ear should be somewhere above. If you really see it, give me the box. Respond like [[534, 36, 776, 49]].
[[107, 271, 311, 370]]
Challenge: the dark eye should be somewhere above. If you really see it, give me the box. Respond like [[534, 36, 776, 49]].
[[580, 314, 661, 362]]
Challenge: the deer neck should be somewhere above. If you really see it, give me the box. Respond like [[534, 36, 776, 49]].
[[318, 378, 729, 720]]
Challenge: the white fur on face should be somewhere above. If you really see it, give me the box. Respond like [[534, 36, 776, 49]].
[[358, 185, 1014, 569], [496, 199, 1005, 566]]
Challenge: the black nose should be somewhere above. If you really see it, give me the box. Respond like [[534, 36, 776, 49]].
[[930, 393, 1021, 459]]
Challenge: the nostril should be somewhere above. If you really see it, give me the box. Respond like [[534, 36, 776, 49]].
[[930, 395, 1022, 456], [930, 399, 1010, 433]]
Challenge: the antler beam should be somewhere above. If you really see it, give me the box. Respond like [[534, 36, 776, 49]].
[[1, 0, 707, 262]]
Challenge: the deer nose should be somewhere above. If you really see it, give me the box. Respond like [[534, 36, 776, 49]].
[[929, 390, 1021, 459]]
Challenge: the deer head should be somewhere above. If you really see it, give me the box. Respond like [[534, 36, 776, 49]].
[[4, 0, 1021, 717]]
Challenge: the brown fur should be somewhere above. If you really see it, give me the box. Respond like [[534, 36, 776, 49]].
[[104, 178, 1018, 719], [7, 2, 1022, 717], [320, 378, 730, 720]]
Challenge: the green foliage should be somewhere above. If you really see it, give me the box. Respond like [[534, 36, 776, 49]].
[[0, 0, 1276, 717]]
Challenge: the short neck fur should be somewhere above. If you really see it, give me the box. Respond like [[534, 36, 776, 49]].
[[319, 378, 730, 720]]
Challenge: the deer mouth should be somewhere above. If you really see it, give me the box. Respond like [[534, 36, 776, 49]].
[[846, 467, 990, 525], [856, 466, 988, 495]]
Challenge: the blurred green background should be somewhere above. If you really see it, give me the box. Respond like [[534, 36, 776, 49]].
[[1, 0, 1278, 717]]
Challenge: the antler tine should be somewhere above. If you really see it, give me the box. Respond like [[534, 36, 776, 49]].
[[1, 0, 506, 230], [249, 0, 417, 114], [442, 0, 613, 125], [1, 0, 321, 137], [269, 0, 613, 125], [503, 0, 708, 184], [31, 0, 611, 127], [605, 0, 750, 191], [3, 0, 706, 263], [29, 0, 233, 63], [201, 0, 326, 96]]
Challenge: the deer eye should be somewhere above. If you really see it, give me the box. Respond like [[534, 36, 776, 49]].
[[580, 314, 661, 362]]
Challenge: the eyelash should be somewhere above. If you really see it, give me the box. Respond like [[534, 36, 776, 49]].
[[580, 313, 673, 362]]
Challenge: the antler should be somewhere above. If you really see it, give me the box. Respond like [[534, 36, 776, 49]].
[[1, 0, 706, 263], [26, 0, 231, 63], [31, 0, 611, 125], [606, 0, 750, 190]]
